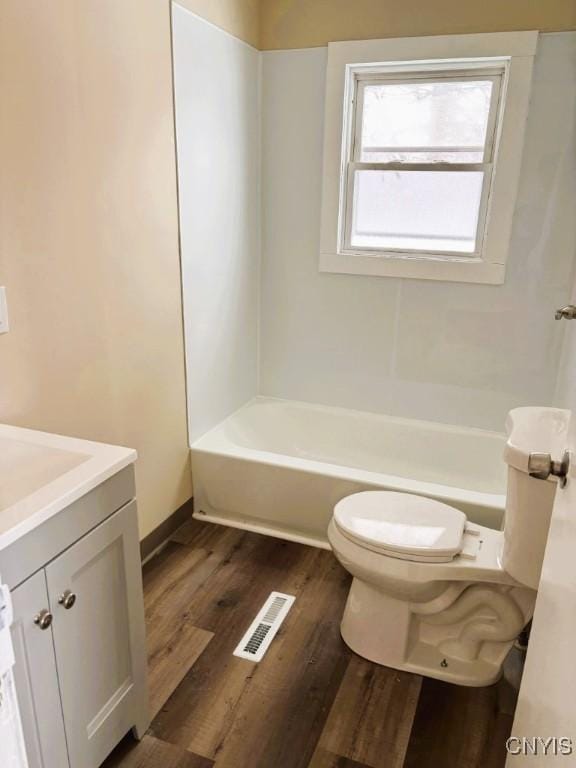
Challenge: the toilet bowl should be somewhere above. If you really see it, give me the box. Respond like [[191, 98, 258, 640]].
[[328, 407, 567, 686]]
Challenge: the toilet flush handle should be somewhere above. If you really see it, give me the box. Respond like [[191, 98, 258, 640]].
[[528, 451, 570, 488], [555, 305, 576, 320]]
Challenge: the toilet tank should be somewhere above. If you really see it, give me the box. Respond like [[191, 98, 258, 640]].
[[502, 407, 569, 590]]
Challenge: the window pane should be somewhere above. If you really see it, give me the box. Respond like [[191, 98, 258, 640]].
[[360, 80, 493, 163], [350, 170, 484, 253]]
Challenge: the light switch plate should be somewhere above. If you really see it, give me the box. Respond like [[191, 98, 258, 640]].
[[0, 287, 9, 334]]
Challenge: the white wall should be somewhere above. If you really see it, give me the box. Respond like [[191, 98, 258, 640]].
[[172, 5, 260, 443], [260, 34, 576, 431]]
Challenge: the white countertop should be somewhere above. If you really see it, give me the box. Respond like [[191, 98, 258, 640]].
[[0, 425, 136, 552]]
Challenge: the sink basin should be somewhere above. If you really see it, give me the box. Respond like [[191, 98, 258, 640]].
[[0, 438, 90, 512], [0, 425, 136, 551]]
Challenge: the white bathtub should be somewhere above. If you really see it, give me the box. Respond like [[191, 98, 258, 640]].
[[191, 397, 507, 549]]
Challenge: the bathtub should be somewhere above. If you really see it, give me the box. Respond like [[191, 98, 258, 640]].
[[191, 397, 507, 549]]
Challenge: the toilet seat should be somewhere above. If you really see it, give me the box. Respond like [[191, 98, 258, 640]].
[[333, 491, 467, 563]]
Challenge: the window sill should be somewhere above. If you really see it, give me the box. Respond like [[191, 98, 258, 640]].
[[319, 252, 505, 284]]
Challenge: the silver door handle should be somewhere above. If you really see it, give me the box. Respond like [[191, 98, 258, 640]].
[[555, 305, 576, 320], [58, 590, 77, 610], [33, 609, 53, 630]]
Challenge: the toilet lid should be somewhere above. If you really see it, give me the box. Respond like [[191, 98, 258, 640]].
[[334, 491, 466, 561]]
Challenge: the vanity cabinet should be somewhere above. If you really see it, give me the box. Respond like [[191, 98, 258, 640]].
[[6, 467, 149, 768], [11, 570, 69, 768]]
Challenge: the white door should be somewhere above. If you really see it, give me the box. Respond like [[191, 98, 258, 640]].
[[508, 317, 576, 765], [45, 501, 149, 768], [10, 570, 69, 768]]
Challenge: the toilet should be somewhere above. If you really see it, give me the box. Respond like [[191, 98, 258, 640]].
[[328, 407, 566, 686]]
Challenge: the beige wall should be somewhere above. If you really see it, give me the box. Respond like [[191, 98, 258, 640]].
[[260, 0, 576, 50], [0, 0, 192, 539], [176, 0, 260, 46]]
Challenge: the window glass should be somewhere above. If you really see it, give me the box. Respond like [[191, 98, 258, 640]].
[[350, 170, 484, 253], [360, 80, 494, 163]]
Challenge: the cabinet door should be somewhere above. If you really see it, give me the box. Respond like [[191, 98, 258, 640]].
[[46, 501, 149, 768], [10, 570, 70, 768]]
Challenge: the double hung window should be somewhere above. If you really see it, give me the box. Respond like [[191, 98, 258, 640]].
[[319, 33, 537, 283], [344, 66, 502, 256]]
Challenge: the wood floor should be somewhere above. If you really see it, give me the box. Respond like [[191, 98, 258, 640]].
[[103, 519, 519, 768]]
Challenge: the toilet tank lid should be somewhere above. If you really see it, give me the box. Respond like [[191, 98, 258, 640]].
[[504, 407, 570, 474], [333, 491, 466, 558]]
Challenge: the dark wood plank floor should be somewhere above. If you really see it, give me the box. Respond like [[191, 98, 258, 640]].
[[103, 519, 519, 768]]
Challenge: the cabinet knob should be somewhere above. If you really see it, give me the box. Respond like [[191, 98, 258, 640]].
[[34, 609, 53, 630], [58, 590, 77, 610]]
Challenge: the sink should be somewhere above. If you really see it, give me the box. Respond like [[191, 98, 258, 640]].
[[0, 425, 136, 551], [0, 438, 90, 512]]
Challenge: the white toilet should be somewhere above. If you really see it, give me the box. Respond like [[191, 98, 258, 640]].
[[328, 407, 567, 686]]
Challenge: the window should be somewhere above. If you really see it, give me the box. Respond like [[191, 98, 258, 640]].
[[346, 69, 501, 255], [320, 33, 538, 283]]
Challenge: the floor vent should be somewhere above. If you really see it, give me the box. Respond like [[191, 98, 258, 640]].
[[233, 591, 295, 662]]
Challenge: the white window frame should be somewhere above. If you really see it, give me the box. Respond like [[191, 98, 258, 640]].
[[319, 32, 538, 284]]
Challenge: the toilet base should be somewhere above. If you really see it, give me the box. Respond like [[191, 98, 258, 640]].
[[340, 577, 533, 687]]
